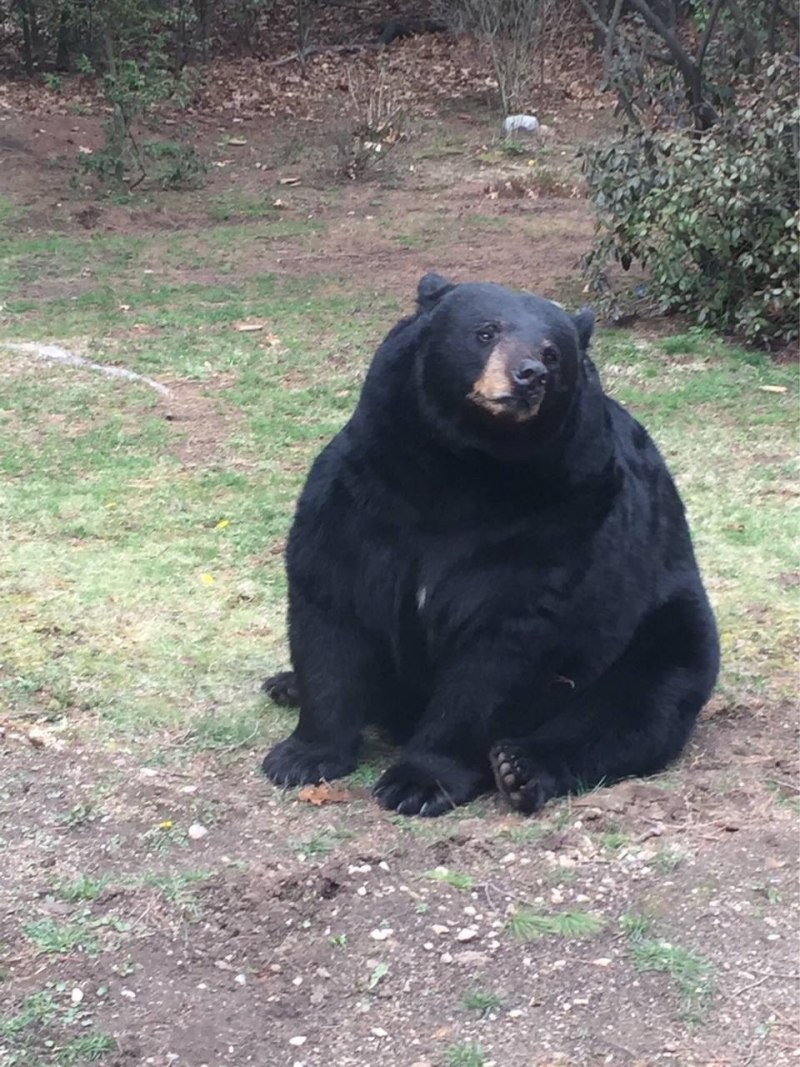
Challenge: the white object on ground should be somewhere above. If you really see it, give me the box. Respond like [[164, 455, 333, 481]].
[[503, 114, 539, 134], [2, 341, 170, 396]]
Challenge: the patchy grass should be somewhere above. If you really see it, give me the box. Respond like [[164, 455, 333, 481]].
[[51, 874, 110, 902], [22, 918, 98, 957], [141, 870, 213, 918], [630, 938, 715, 1021]]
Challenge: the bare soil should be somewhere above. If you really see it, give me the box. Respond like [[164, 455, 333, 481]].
[[2, 698, 798, 1067]]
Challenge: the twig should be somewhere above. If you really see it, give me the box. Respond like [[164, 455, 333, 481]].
[[765, 777, 800, 795], [2, 341, 170, 396], [728, 974, 772, 997], [265, 42, 377, 69], [730, 972, 800, 996]]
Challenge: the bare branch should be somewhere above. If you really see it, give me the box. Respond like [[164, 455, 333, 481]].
[[576, 0, 612, 40], [604, 0, 626, 80], [696, 0, 728, 69], [626, 0, 697, 83]]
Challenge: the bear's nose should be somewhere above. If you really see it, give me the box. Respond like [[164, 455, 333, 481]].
[[512, 359, 548, 389]]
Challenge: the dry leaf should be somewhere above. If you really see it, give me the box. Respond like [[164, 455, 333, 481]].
[[279, 176, 301, 186], [27, 726, 49, 748], [297, 782, 354, 806], [758, 385, 788, 394], [228, 137, 248, 146]]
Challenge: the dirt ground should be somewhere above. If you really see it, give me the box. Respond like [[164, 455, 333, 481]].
[[1, 37, 799, 1067]]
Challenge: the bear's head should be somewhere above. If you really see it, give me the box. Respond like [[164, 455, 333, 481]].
[[413, 273, 595, 455]]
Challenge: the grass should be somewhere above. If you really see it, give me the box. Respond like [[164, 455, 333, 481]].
[[446, 1043, 486, 1067], [424, 867, 475, 891], [0, 228, 794, 760], [506, 909, 605, 941], [51, 874, 110, 902], [460, 989, 504, 1015], [620, 912, 715, 1021], [290, 827, 353, 857], [22, 918, 98, 957], [630, 938, 715, 1020], [59, 1033, 118, 1063], [0, 988, 115, 1065], [142, 870, 213, 918]]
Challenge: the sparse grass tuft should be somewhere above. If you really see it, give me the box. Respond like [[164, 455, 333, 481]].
[[506, 909, 605, 941], [653, 847, 686, 873], [0, 991, 59, 1037], [291, 826, 353, 857], [460, 989, 504, 1016], [60, 1032, 118, 1063], [142, 870, 213, 918], [52, 874, 110, 902], [424, 867, 475, 891], [630, 938, 715, 1020], [619, 912, 654, 940], [446, 1042, 486, 1067], [600, 829, 630, 852], [22, 918, 98, 957]]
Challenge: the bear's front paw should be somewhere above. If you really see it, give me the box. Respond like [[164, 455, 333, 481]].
[[262, 736, 356, 787], [373, 755, 482, 817], [489, 742, 556, 814], [261, 670, 299, 707]]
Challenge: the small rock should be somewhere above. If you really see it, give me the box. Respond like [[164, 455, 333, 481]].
[[593, 958, 613, 967], [188, 823, 208, 841], [120, 989, 136, 1000], [371, 1027, 388, 1038], [431, 924, 449, 935], [289, 1036, 307, 1047], [440, 952, 453, 963], [370, 928, 393, 941], [456, 927, 479, 942], [234, 973, 246, 985], [70, 988, 83, 1005]]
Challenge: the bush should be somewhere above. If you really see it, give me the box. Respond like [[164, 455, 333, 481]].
[[582, 57, 799, 348]]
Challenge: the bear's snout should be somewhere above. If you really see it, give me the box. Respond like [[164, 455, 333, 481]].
[[512, 358, 548, 393]]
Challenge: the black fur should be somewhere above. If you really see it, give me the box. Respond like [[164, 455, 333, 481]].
[[261, 275, 720, 816]]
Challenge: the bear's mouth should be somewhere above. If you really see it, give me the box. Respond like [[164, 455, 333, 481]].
[[468, 390, 545, 422]]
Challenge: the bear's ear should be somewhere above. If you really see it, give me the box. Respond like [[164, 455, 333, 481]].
[[417, 272, 454, 311], [573, 307, 595, 351]]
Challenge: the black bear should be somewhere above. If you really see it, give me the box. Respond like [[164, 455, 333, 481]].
[[261, 274, 720, 816]]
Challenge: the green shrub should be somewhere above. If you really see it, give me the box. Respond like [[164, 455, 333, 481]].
[[583, 57, 799, 348]]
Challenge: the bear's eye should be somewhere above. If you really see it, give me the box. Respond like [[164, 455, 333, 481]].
[[542, 344, 560, 366], [476, 325, 497, 344]]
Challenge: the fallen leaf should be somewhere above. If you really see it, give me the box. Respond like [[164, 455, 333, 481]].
[[27, 726, 49, 748], [228, 137, 248, 146], [297, 782, 354, 806], [758, 385, 788, 394], [279, 176, 301, 185]]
